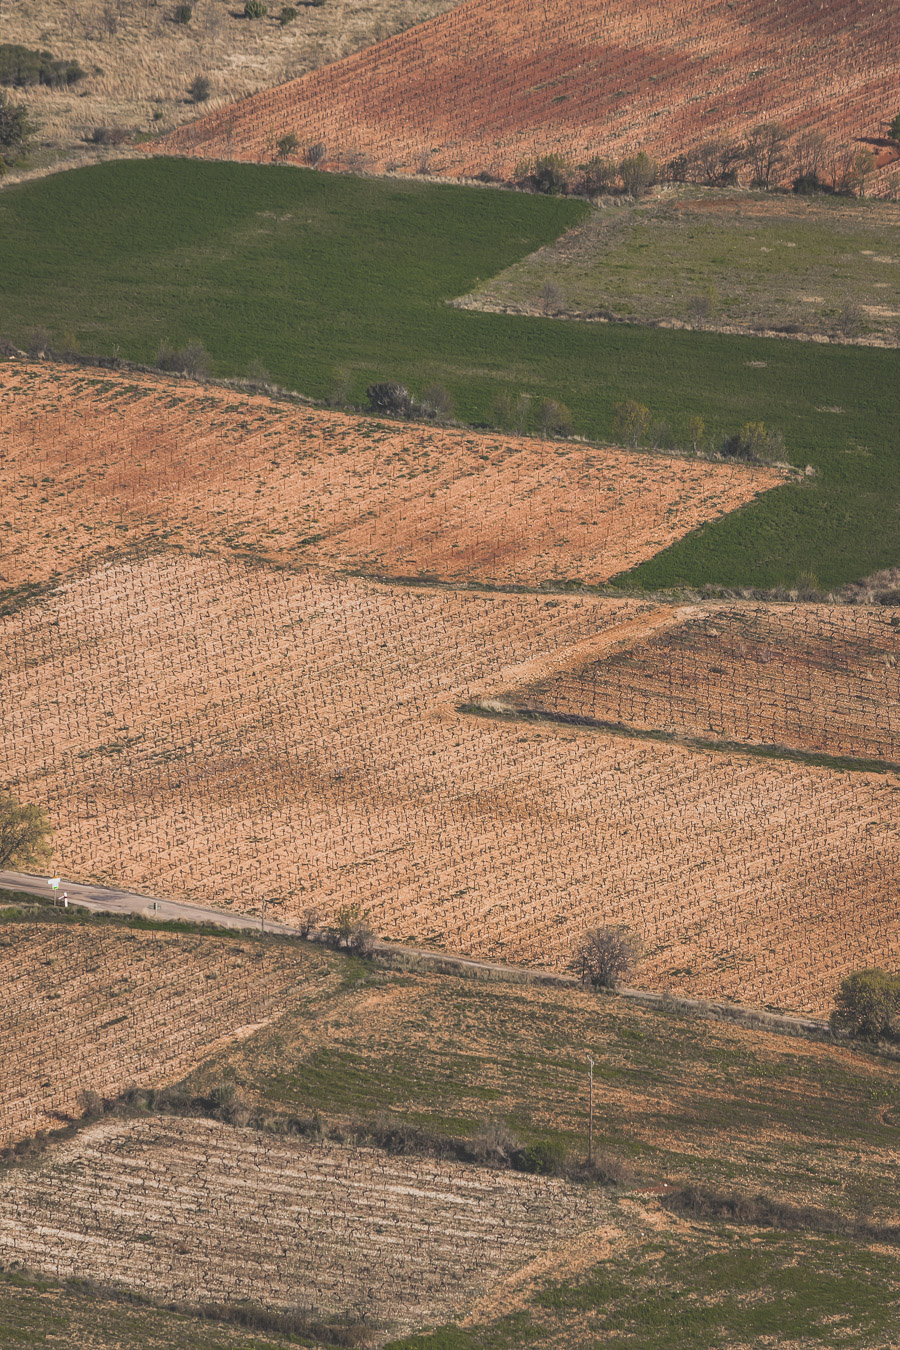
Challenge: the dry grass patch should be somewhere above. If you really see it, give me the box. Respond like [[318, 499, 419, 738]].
[[2, 551, 898, 1014], [0, 921, 337, 1148], [0, 361, 784, 591]]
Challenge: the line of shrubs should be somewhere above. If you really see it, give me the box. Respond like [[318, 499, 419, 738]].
[[0, 43, 85, 90], [611, 401, 787, 465]]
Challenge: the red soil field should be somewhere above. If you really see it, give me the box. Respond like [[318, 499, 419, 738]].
[[0, 923, 336, 1148], [155, 0, 900, 191], [497, 602, 900, 765], [3, 552, 898, 1016], [0, 361, 782, 591]]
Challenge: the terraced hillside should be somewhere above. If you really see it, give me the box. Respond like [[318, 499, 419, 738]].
[[0, 921, 337, 1148], [0, 361, 783, 592], [157, 0, 900, 191], [3, 552, 898, 1014]]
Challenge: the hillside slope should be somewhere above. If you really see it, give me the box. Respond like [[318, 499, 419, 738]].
[[155, 0, 900, 186]]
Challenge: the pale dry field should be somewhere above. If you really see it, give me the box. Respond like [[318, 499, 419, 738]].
[[0, 1114, 620, 1336], [2, 551, 898, 1015], [156, 0, 900, 193], [497, 602, 900, 765], [0, 361, 785, 591], [0, 0, 458, 167], [0, 922, 337, 1147]]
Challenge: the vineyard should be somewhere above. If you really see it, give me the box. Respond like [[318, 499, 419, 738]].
[[0, 922, 336, 1149], [156, 0, 900, 193], [3, 551, 899, 1015], [0, 1115, 614, 1336], [0, 361, 783, 591], [498, 603, 900, 765]]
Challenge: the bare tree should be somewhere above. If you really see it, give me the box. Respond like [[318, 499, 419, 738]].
[[745, 122, 789, 188], [577, 925, 642, 989], [794, 129, 827, 182]]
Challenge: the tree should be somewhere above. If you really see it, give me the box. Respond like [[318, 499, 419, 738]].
[[889, 112, 900, 144], [188, 74, 211, 104], [275, 132, 299, 160], [519, 153, 572, 195], [0, 792, 52, 871], [612, 399, 651, 448], [830, 970, 900, 1042], [366, 381, 413, 417], [577, 925, 642, 990], [619, 151, 657, 196], [745, 122, 789, 189], [577, 155, 617, 196], [0, 89, 32, 165], [720, 421, 785, 464], [537, 397, 573, 438]]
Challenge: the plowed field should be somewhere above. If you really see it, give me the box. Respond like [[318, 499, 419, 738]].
[[0, 362, 783, 591], [0, 922, 336, 1148], [497, 603, 900, 765], [0, 1116, 616, 1337], [156, 0, 900, 190], [3, 552, 899, 1015]]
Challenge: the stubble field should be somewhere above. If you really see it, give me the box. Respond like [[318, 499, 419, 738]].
[[0, 361, 784, 592], [0, 920, 337, 1148], [157, 0, 900, 192], [3, 551, 898, 1015]]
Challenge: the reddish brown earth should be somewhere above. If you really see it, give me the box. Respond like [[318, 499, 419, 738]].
[[3, 552, 898, 1016], [154, 0, 900, 192], [0, 361, 783, 591]]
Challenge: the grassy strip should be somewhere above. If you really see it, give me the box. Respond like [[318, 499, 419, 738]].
[[0, 159, 898, 588], [0, 890, 303, 944], [458, 702, 900, 775]]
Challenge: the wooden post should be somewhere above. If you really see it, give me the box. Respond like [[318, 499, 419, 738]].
[[587, 1056, 594, 1166]]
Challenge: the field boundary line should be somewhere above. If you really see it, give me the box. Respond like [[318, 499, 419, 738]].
[[8, 869, 895, 1057]]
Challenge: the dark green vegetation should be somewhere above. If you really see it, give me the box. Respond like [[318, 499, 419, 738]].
[[0, 43, 85, 89], [1, 159, 899, 588], [831, 968, 900, 1042], [387, 1228, 900, 1349]]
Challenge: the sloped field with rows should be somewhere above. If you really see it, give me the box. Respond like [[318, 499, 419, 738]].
[[0, 1116, 616, 1337], [0, 362, 782, 591], [497, 603, 900, 765], [0, 923, 337, 1148], [156, 0, 900, 190], [2, 552, 899, 1014]]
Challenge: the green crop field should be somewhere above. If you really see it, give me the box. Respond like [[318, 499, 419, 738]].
[[1, 159, 897, 589]]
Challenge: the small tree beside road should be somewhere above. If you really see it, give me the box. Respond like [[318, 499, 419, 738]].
[[0, 792, 52, 870], [577, 924, 642, 990]]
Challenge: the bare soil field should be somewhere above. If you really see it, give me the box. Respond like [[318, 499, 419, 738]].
[[0, 921, 337, 1148], [0, 1115, 621, 1338], [0, 361, 784, 591], [155, 0, 900, 192], [0, 0, 457, 171], [458, 190, 900, 347], [2, 551, 898, 1015], [495, 602, 900, 765]]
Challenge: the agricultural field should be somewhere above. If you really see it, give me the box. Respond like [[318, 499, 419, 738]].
[[460, 189, 900, 346], [492, 602, 900, 766], [0, 918, 338, 1148], [0, 1114, 614, 1338], [0, 361, 784, 592], [0, 0, 457, 171], [2, 159, 899, 589], [156, 0, 900, 192], [3, 551, 899, 1015]]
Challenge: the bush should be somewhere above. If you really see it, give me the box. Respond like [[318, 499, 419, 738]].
[[419, 383, 455, 423], [0, 89, 33, 165], [577, 924, 642, 990], [189, 74, 211, 104], [470, 1118, 521, 1166], [275, 132, 299, 160], [306, 140, 327, 167], [326, 902, 376, 955], [279, 5, 298, 22], [86, 125, 132, 146], [536, 397, 573, 438], [830, 969, 900, 1042], [366, 381, 413, 417], [619, 151, 657, 196], [28, 325, 53, 358], [296, 905, 319, 939], [612, 399, 651, 448], [0, 43, 85, 89], [720, 421, 784, 464], [244, 0, 267, 16], [174, 3, 193, 22], [577, 155, 617, 195], [155, 341, 212, 378], [518, 1138, 567, 1175], [515, 153, 571, 195]]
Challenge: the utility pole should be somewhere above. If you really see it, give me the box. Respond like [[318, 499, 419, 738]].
[[261, 897, 267, 935], [587, 1055, 594, 1166]]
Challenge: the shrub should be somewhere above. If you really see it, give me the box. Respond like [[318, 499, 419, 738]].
[[27, 325, 53, 358], [0, 89, 32, 165], [836, 301, 864, 339], [279, 5, 298, 22], [619, 151, 657, 196], [86, 125, 132, 145], [0, 43, 85, 89], [174, 3, 193, 22], [275, 132, 299, 160], [830, 969, 900, 1042], [419, 383, 455, 423], [518, 1138, 567, 1175], [536, 397, 573, 438], [155, 341, 212, 378], [745, 122, 789, 188], [491, 390, 532, 434], [326, 902, 376, 954], [539, 279, 564, 314], [529, 153, 572, 195], [296, 905, 319, 939], [612, 399, 651, 448], [189, 74, 211, 103], [720, 421, 785, 463], [306, 140, 326, 167], [366, 381, 413, 417], [577, 155, 617, 195], [470, 1117, 521, 1166], [577, 924, 642, 989], [244, 0, 267, 16], [687, 414, 706, 454]]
